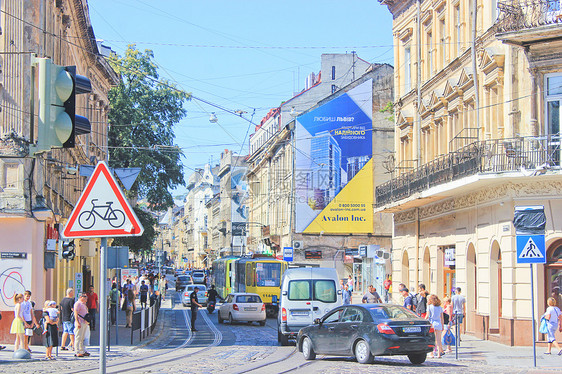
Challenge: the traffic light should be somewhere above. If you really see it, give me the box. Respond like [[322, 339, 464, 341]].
[[30, 57, 92, 154], [61, 240, 76, 260]]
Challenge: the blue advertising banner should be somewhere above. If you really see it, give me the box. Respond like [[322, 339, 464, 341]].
[[295, 79, 373, 234]]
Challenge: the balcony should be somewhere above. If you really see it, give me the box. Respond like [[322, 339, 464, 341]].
[[496, 0, 562, 45], [376, 135, 561, 208]]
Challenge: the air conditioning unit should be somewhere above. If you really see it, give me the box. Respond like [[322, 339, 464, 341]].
[[293, 240, 303, 250]]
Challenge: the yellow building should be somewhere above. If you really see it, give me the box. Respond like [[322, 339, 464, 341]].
[[0, 0, 117, 336], [378, 0, 562, 345]]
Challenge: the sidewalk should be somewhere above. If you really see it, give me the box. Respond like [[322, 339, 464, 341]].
[[0, 297, 171, 363], [438, 333, 562, 372]]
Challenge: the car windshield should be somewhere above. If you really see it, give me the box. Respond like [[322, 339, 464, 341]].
[[369, 305, 419, 320], [192, 272, 204, 277], [187, 286, 206, 292], [178, 276, 190, 281], [287, 280, 336, 303], [236, 295, 262, 303]]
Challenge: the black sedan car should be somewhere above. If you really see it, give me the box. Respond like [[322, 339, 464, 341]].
[[297, 304, 434, 365]]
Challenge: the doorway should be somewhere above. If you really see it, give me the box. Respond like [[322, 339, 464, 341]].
[[423, 247, 430, 290], [466, 243, 477, 332], [402, 250, 410, 289], [545, 242, 562, 342], [490, 241, 502, 333]]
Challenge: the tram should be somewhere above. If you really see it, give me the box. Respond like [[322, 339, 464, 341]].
[[212, 254, 287, 316]]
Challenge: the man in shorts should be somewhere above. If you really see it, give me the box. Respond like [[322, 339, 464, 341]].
[[22, 290, 38, 352], [60, 288, 75, 350]]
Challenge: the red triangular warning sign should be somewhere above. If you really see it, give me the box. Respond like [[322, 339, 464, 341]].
[[62, 161, 144, 238]]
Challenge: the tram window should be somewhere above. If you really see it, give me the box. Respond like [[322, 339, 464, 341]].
[[255, 262, 282, 287], [246, 263, 253, 286], [288, 280, 311, 301]]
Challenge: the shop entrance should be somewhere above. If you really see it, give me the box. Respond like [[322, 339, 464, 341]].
[[444, 268, 456, 298], [546, 243, 562, 342]]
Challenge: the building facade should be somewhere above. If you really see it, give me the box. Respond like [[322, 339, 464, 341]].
[[378, 0, 562, 346], [0, 0, 117, 342]]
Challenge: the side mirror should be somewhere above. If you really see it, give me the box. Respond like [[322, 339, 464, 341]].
[[314, 318, 322, 325], [282, 291, 287, 296], [271, 295, 278, 305], [337, 290, 342, 295]]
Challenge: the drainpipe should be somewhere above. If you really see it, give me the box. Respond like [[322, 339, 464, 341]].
[[529, 67, 539, 136], [471, 0, 480, 140], [415, 208, 420, 288], [416, 0, 422, 166]]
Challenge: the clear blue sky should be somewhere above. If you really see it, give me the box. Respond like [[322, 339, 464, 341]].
[[88, 0, 394, 198]]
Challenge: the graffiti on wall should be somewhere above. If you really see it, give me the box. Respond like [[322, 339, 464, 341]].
[[0, 259, 32, 310]]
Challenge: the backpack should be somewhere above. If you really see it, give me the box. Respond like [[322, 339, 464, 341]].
[[110, 289, 119, 304], [410, 293, 418, 311]]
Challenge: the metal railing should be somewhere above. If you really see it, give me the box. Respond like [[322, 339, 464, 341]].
[[496, 0, 562, 33], [131, 295, 162, 344], [376, 135, 561, 207]]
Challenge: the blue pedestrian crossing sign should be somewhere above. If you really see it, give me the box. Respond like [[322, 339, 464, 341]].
[[516, 235, 546, 264]]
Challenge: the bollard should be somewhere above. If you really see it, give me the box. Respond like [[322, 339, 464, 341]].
[[12, 348, 31, 360]]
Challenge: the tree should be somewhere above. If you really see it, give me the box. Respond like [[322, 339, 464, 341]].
[[107, 45, 190, 210], [111, 206, 157, 255]]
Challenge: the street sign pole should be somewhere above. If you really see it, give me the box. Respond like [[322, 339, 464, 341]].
[[530, 263, 536, 368], [100, 237, 108, 374]]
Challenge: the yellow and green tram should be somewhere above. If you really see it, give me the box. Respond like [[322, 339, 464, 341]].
[[213, 254, 287, 316]]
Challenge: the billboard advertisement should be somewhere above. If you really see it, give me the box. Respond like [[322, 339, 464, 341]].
[[295, 79, 373, 234]]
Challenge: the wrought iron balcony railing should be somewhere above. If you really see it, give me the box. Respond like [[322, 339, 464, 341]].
[[496, 0, 562, 34], [375, 135, 562, 207]]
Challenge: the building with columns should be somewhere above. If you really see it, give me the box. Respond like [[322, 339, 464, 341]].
[[378, 0, 562, 346]]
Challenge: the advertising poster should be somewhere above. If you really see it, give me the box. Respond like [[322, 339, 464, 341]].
[[295, 79, 373, 234], [0, 258, 32, 310]]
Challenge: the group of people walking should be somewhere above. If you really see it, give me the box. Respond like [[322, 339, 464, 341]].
[[7, 287, 95, 359]]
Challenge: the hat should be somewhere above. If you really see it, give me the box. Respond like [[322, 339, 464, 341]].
[[48, 300, 56, 306]]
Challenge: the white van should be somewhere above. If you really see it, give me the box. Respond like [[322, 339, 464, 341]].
[[277, 267, 341, 345]]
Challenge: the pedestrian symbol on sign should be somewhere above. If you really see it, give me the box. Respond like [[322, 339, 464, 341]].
[[519, 237, 544, 260]]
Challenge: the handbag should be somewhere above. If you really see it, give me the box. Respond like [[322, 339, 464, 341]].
[[539, 317, 549, 334], [442, 327, 456, 346]]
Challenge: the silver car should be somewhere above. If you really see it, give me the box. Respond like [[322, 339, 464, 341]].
[[182, 284, 208, 307], [191, 270, 206, 284]]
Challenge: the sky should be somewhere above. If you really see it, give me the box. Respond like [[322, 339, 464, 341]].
[[88, 0, 394, 198]]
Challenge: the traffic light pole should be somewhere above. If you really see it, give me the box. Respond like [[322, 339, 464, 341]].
[[99, 237, 108, 374]]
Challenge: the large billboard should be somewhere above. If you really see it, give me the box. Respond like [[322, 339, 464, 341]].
[[295, 79, 373, 234]]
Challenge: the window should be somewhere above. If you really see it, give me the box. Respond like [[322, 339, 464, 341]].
[[341, 307, 364, 323], [439, 18, 446, 68], [404, 46, 411, 93], [371, 305, 418, 320], [427, 31, 433, 79], [331, 84, 337, 94], [288, 280, 310, 300], [322, 309, 343, 323], [313, 280, 336, 303], [255, 262, 281, 287], [236, 295, 262, 303], [4, 163, 18, 189], [331, 66, 336, 80]]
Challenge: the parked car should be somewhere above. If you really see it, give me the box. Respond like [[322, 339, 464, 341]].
[[175, 275, 192, 292], [297, 304, 434, 365], [218, 293, 266, 326], [277, 267, 342, 345], [191, 270, 206, 284], [182, 284, 208, 307]]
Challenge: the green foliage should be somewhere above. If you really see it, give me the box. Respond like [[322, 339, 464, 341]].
[[107, 45, 190, 210], [380, 101, 394, 122], [111, 206, 157, 254]]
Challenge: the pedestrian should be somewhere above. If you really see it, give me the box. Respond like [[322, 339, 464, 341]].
[[543, 297, 562, 355], [109, 283, 120, 325], [442, 296, 453, 353], [60, 288, 75, 351], [416, 284, 428, 318], [362, 285, 382, 303], [125, 288, 135, 328], [73, 292, 90, 357], [347, 275, 354, 292], [159, 276, 167, 301], [383, 275, 392, 303], [139, 280, 149, 309], [42, 300, 59, 360], [451, 287, 466, 333], [86, 285, 98, 331], [427, 294, 445, 358], [21, 290, 38, 352], [400, 287, 414, 311], [342, 284, 351, 305], [190, 286, 203, 331], [10, 293, 25, 352]]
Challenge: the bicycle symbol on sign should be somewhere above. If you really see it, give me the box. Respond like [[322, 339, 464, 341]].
[[78, 199, 126, 229]]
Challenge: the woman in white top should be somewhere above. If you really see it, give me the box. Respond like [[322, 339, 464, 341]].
[[427, 294, 445, 358], [543, 297, 562, 355]]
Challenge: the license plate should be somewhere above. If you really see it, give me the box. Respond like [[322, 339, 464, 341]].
[[403, 327, 421, 333], [245, 307, 257, 311], [291, 310, 309, 316]]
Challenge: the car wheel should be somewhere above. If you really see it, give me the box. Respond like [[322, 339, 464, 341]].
[[408, 353, 427, 365], [218, 313, 223, 324], [278, 329, 289, 346], [229, 313, 234, 325], [354, 339, 374, 364], [259, 320, 266, 326], [301, 337, 316, 360]]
